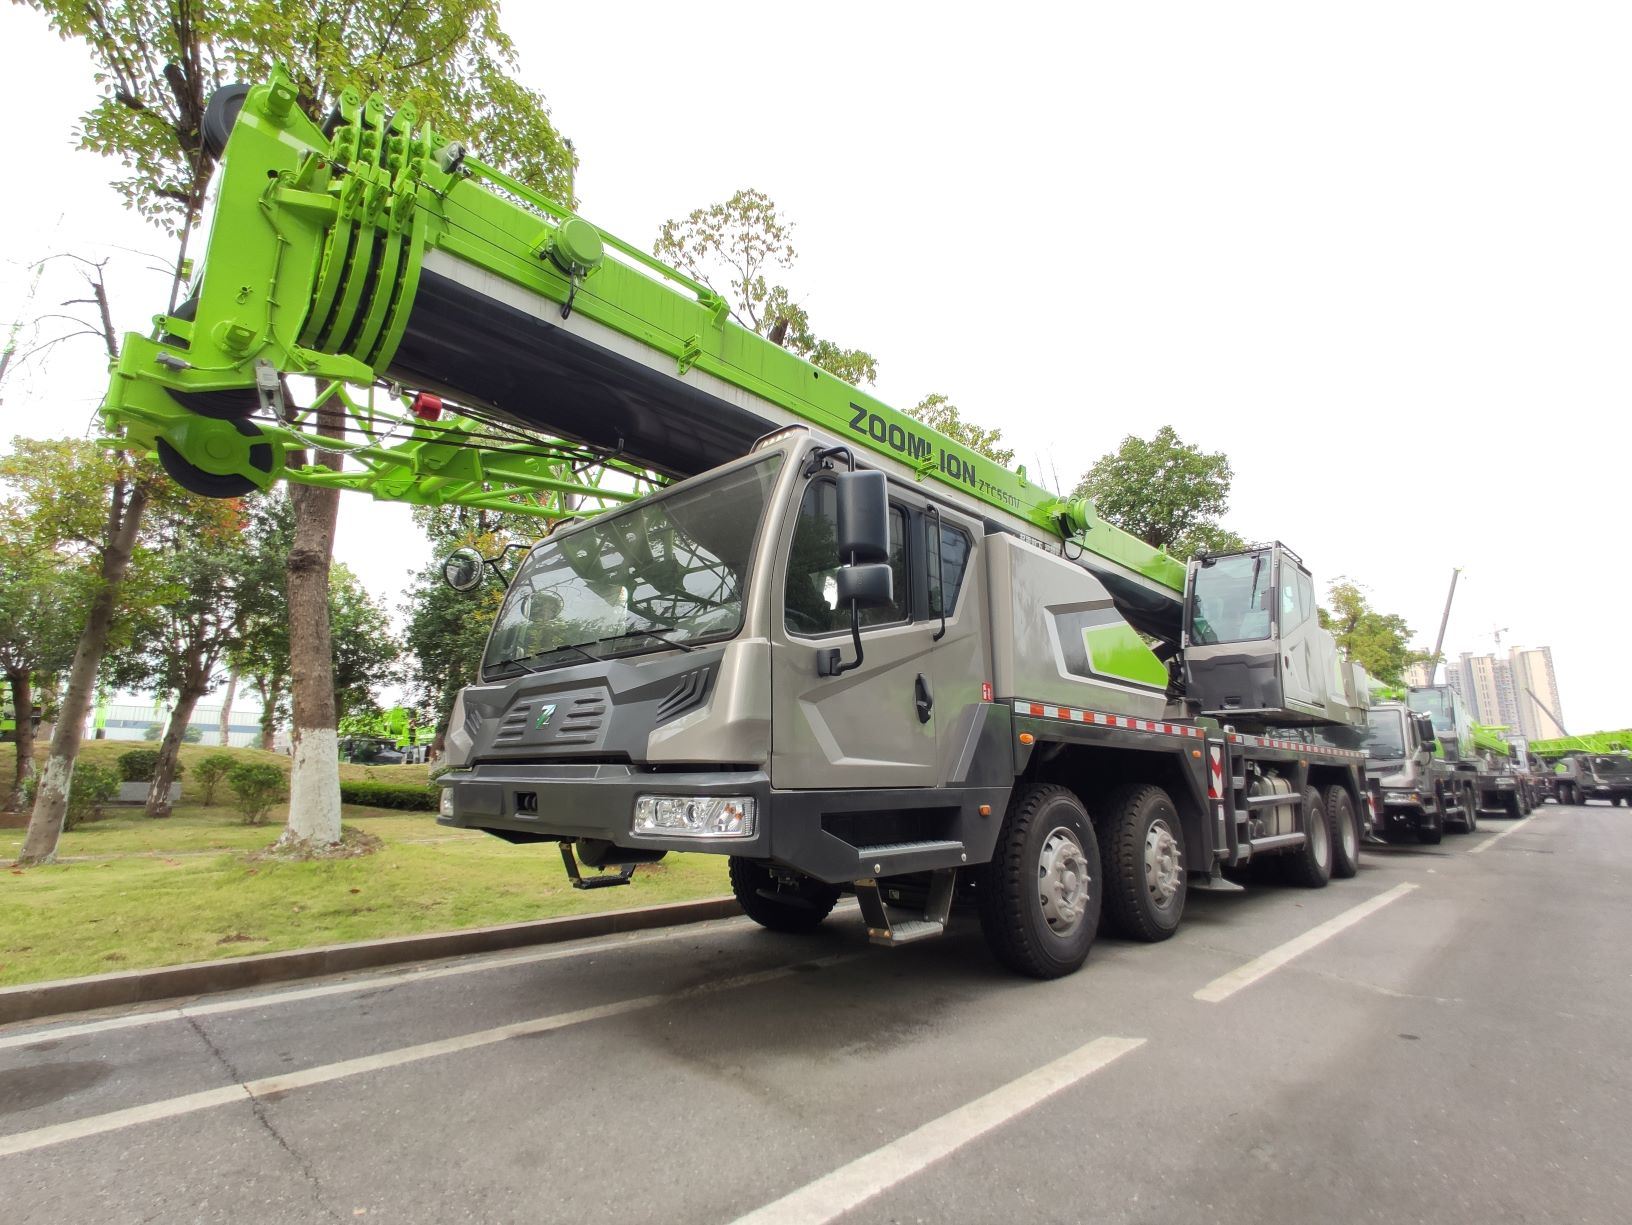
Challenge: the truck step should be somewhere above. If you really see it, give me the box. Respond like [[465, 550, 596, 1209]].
[[870, 918, 946, 945], [1189, 872, 1245, 893], [854, 869, 956, 947], [851, 840, 966, 875]]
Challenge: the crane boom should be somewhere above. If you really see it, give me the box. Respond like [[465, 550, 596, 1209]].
[[99, 70, 1185, 637]]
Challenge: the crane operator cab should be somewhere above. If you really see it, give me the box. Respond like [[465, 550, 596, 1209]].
[[1183, 543, 1367, 728]]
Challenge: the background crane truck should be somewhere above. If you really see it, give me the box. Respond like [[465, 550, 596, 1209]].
[[96, 71, 1374, 979], [1407, 685, 1528, 820], [1354, 693, 1479, 843]]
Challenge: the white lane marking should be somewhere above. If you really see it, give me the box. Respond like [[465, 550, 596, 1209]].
[[728, 1036, 1146, 1225], [0, 915, 756, 1052], [1193, 883, 1419, 1003], [1469, 811, 1540, 855], [0, 956, 845, 1160]]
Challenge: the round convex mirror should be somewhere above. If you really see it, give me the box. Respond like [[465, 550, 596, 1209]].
[[441, 547, 486, 592]]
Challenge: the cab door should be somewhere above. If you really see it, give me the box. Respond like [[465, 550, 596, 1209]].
[[1278, 560, 1322, 713], [769, 474, 940, 789]]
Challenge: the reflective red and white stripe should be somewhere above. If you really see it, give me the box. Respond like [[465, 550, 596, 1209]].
[[1015, 702, 1207, 740], [1207, 746, 1226, 799], [1227, 732, 1364, 760]]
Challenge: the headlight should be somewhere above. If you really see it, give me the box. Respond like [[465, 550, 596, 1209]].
[[633, 794, 756, 838], [1497, 778, 1514, 788], [1383, 791, 1416, 804], [439, 788, 455, 818]]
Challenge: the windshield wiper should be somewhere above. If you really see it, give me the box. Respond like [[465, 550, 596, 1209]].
[[597, 621, 697, 653], [492, 643, 599, 675]]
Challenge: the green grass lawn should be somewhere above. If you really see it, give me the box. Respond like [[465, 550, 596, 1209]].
[[0, 791, 731, 987]]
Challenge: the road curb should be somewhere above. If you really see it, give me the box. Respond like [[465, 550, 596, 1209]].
[[0, 896, 741, 1027]]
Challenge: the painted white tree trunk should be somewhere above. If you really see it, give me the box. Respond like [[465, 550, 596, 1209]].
[[284, 726, 341, 844]]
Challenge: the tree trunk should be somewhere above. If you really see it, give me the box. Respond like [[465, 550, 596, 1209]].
[[282, 398, 343, 846], [217, 670, 238, 746], [146, 684, 204, 818], [19, 484, 150, 864], [6, 671, 34, 813]]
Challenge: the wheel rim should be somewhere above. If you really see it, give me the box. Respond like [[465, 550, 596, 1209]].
[[1037, 825, 1091, 935], [1339, 804, 1357, 860], [1309, 805, 1330, 867], [1144, 818, 1183, 909]]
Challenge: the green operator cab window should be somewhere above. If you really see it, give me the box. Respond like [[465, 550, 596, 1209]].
[[784, 480, 909, 636]]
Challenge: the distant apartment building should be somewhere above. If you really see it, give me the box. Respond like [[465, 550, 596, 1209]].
[[1404, 661, 1436, 688], [1509, 646, 1566, 739], [1445, 646, 1564, 737]]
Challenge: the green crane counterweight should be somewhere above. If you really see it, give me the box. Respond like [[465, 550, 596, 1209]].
[[99, 70, 1187, 638]]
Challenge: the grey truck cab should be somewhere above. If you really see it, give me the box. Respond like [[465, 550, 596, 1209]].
[[437, 426, 1368, 978], [1362, 702, 1472, 843]]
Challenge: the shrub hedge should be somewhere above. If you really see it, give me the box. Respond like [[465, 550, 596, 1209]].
[[339, 780, 440, 811]]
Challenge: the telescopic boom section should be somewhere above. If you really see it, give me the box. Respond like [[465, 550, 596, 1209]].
[[100, 70, 1185, 625]]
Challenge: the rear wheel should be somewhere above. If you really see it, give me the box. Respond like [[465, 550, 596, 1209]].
[[1324, 786, 1360, 878], [1283, 787, 1332, 887], [1098, 784, 1186, 942], [1504, 792, 1523, 819], [1462, 789, 1479, 833], [729, 858, 840, 933], [977, 783, 1101, 979]]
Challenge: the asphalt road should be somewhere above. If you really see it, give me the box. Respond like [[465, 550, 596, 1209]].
[[2, 801, 1628, 1224]]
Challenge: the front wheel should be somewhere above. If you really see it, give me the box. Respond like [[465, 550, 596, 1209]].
[[1284, 787, 1333, 887], [729, 858, 840, 933], [1462, 790, 1478, 833], [1098, 783, 1186, 942], [1325, 786, 1360, 878], [1416, 808, 1444, 845], [977, 783, 1102, 979]]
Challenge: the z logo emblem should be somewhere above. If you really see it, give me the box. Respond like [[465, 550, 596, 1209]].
[[534, 704, 557, 730]]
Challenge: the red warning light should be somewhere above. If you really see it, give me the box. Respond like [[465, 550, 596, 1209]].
[[410, 391, 443, 421]]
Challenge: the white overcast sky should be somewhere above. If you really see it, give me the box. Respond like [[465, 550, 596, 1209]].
[[1, 2, 1627, 732]]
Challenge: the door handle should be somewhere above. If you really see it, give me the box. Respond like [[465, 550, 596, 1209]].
[[915, 674, 933, 723]]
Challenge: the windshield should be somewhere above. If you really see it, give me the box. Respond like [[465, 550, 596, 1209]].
[[1190, 551, 1274, 645], [482, 454, 784, 679], [1363, 709, 1407, 760], [1408, 687, 1455, 734], [1591, 755, 1632, 775]]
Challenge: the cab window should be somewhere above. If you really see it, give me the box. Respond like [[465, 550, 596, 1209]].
[[784, 480, 908, 636]]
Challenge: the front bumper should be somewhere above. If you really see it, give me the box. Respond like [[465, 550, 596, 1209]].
[[436, 760, 1006, 883]]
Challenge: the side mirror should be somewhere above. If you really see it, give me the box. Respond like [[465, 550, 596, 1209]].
[[836, 562, 894, 610], [441, 547, 486, 593], [835, 470, 889, 564]]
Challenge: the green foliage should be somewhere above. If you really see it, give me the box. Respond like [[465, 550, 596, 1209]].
[[117, 749, 185, 783], [0, 542, 85, 698], [194, 752, 236, 805], [1319, 580, 1427, 686], [338, 779, 438, 811], [229, 496, 399, 732], [328, 563, 401, 722], [19, 0, 574, 232], [226, 761, 285, 825], [906, 393, 1015, 466], [62, 763, 119, 831], [403, 525, 510, 741], [1072, 426, 1243, 558], [655, 189, 878, 386]]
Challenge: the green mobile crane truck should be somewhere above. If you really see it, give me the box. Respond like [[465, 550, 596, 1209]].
[[98, 72, 1375, 979]]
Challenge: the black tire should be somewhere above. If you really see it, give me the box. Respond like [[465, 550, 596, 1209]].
[[728, 858, 839, 933], [977, 783, 1101, 979], [1325, 786, 1360, 878], [1283, 787, 1333, 887], [1443, 787, 1471, 834], [1097, 784, 1186, 942], [1416, 808, 1443, 845], [1503, 793, 1523, 820], [1462, 789, 1478, 833]]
